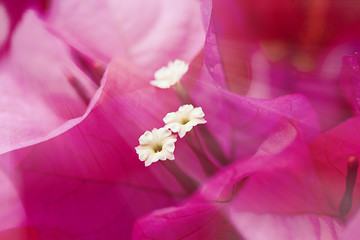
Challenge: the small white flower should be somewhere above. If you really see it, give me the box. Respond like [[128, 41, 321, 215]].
[[135, 128, 177, 167], [150, 60, 189, 89], [163, 104, 206, 138]]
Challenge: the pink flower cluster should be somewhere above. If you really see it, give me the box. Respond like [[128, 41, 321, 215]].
[[1, 0, 360, 239]]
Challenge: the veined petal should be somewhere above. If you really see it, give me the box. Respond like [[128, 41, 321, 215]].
[[132, 120, 336, 239], [0, 59, 193, 239]]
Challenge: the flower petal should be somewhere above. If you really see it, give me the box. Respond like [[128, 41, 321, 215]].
[[0, 10, 93, 154], [310, 116, 360, 217], [132, 120, 335, 239], [47, 0, 206, 71], [341, 53, 360, 115], [0, 60, 193, 239]]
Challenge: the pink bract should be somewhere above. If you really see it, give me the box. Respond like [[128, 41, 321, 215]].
[[0, 10, 94, 154], [133, 119, 349, 239], [204, 0, 360, 130], [0, 53, 321, 239], [46, 0, 207, 72]]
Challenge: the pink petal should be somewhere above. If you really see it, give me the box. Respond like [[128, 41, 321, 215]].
[[341, 54, 360, 115], [47, 0, 206, 71], [0, 0, 48, 57], [204, 1, 359, 130], [221, 121, 342, 239], [0, 55, 321, 239], [206, 0, 254, 94], [0, 10, 94, 154], [0, 226, 40, 240], [183, 59, 320, 162], [133, 120, 336, 239], [310, 116, 360, 217], [0, 59, 198, 239], [0, 167, 27, 233], [341, 209, 360, 240], [230, 213, 342, 240], [132, 201, 238, 240], [262, 48, 353, 130]]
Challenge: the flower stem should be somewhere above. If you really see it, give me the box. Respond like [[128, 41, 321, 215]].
[[174, 83, 229, 166], [339, 156, 359, 217], [197, 125, 229, 166], [186, 130, 218, 177], [161, 161, 199, 195], [173, 82, 192, 104]]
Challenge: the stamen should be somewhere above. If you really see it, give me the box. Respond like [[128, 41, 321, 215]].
[[173, 82, 193, 104], [186, 129, 218, 177], [180, 119, 190, 125], [161, 161, 199, 194], [339, 156, 359, 218], [198, 125, 229, 166], [135, 128, 177, 167], [153, 145, 163, 153], [163, 104, 207, 138], [150, 60, 189, 89]]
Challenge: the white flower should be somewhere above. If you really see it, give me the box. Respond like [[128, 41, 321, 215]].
[[135, 128, 177, 167], [163, 104, 206, 138], [150, 60, 189, 89]]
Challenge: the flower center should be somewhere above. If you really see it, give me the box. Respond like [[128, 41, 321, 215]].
[[135, 128, 177, 166], [152, 144, 163, 153], [180, 118, 190, 125]]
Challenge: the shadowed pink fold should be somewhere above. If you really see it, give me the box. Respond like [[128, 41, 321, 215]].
[[132, 120, 341, 239], [183, 56, 320, 161], [0, 10, 95, 154], [203, 0, 360, 130], [0, 60, 190, 240], [264, 51, 352, 130], [310, 117, 360, 218], [227, 121, 341, 240], [132, 201, 238, 239], [0, 0, 210, 156], [0, 53, 321, 239], [46, 0, 206, 72], [0, 0, 49, 58]]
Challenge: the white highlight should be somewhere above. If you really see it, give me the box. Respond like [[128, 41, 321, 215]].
[[150, 60, 189, 89], [135, 128, 177, 166], [163, 104, 206, 138]]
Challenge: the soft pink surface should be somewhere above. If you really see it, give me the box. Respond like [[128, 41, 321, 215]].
[[203, 0, 360, 130], [133, 120, 343, 239], [341, 54, 360, 114], [0, 53, 322, 239], [0, 10, 93, 154], [341, 209, 360, 240], [47, 0, 206, 72], [310, 117, 360, 217]]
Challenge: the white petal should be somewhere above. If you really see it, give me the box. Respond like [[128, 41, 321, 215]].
[[139, 130, 154, 145], [163, 112, 177, 123], [151, 60, 189, 89], [178, 127, 187, 138], [179, 104, 194, 112]]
